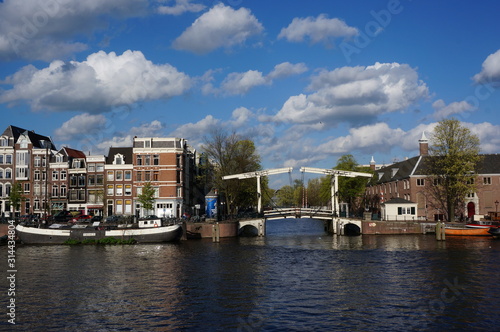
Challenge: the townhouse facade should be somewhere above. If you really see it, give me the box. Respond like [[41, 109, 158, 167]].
[[0, 125, 202, 220], [365, 133, 500, 221]]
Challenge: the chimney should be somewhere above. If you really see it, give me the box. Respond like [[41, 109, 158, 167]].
[[370, 156, 376, 171], [419, 131, 428, 156]]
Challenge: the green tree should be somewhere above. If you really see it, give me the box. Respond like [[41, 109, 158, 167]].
[[425, 118, 482, 222], [137, 182, 156, 215], [202, 129, 263, 216], [8, 182, 25, 215], [319, 155, 372, 216]]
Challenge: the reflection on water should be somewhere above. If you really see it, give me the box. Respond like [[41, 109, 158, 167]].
[[1, 218, 499, 331]]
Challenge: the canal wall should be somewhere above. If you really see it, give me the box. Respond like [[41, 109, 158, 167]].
[[0, 223, 8, 236], [361, 220, 433, 234], [184, 221, 238, 239]]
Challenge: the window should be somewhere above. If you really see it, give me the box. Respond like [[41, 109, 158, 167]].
[[124, 170, 132, 180], [125, 185, 132, 196], [0, 137, 8, 146], [70, 175, 77, 186], [145, 171, 150, 181], [113, 154, 123, 165], [137, 171, 142, 182], [176, 155, 181, 168], [88, 164, 95, 172], [96, 163, 104, 172], [60, 185, 67, 197], [483, 177, 491, 185], [5, 155, 12, 164], [78, 175, 85, 186], [88, 175, 96, 186], [136, 155, 143, 166], [107, 185, 114, 196], [145, 155, 150, 165], [16, 167, 28, 179], [107, 171, 114, 181], [0, 155, 3, 164], [34, 184, 40, 195], [116, 200, 123, 214], [56, 155, 63, 163], [5, 168, 11, 179], [116, 185, 123, 196], [0, 169, 3, 179], [176, 170, 181, 184], [125, 200, 132, 214], [52, 185, 58, 197], [16, 151, 29, 166], [0, 184, 3, 197], [72, 159, 84, 168], [116, 171, 123, 180], [144, 140, 151, 148], [60, 171, 67, 180], [24, 183, 30, 193], [153, 155, 159, 165], [96, 174, 104, 185], [153, 171, 159, 181], [52, 171, 58, 181], [34, 156, 41, 167], [417, 178, 425, 186]]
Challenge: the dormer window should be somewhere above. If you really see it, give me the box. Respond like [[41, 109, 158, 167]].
[[391, 168, 399, 177], [113, 153, 124, 165], [0, 137, 8, 146], [19, 137, 28, 149]]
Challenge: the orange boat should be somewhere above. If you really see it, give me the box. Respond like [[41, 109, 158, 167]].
[[445, 227, 491, 236]]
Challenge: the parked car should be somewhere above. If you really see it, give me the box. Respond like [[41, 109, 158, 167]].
[[105, 215, 123, 223]]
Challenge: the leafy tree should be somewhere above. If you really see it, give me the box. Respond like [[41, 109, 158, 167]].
[[202, 129, 263, 216], [319, 155, 372, 216], [425, 118, 481, 222], [137, 182, 156, 215], [8, 182, 25, 215]]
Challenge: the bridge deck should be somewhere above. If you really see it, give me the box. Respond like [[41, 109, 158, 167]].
[[264, 208, 335, 220]]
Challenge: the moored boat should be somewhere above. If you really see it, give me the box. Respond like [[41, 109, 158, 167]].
[[465, 220, 499, 229], [445, 226, 491, 236], [488, 227, 500, 239], [16, 220, 183, 244]]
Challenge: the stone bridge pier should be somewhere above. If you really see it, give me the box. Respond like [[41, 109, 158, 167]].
[[238, 219, 266, 237]]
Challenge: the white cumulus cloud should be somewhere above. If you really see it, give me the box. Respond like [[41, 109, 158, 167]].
[[473, 49, 500, 84], [432, 99, 475, 120], [269, 62, 429, 125], [0, 0, 148, 61], [0, 50, 191, 112], [157, 0, 206, 15], [278, 14, 358, 47], [172, 4, 263, 54]]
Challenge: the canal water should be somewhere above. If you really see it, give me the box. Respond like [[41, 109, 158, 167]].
[[2, 218, 500, 331]]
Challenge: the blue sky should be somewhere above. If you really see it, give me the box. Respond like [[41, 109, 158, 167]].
[[1, 0, 500, 185]]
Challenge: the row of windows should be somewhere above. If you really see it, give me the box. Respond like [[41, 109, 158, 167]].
[[0, 155, 13, 164], [87, 163, 105, 172], [136, 170, 160, 182], [136, 155, 160, 166], [107, 184, 133, 196], [106, 170, 132, 181], [108, 199, 133, 214]]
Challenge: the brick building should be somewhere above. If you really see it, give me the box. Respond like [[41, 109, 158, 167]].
[[366, 133, 500, 221]]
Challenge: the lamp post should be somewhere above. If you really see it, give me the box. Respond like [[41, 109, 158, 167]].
[[495, 200, 499, 216]]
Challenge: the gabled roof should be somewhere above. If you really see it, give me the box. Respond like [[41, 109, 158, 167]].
[[106, 147, 133, 164], [61, 147, 86, 158], [375, 156, 421, 183], [2, 125, 56, 150], [373, 154, 500, 185]]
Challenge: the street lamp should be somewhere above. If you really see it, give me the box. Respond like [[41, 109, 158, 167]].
[[495, 200, 499, 215]]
